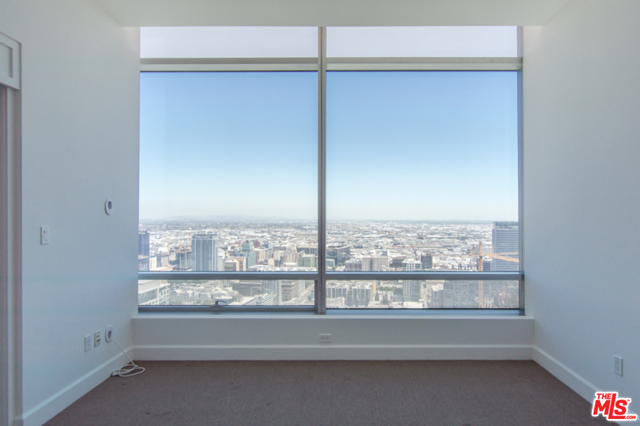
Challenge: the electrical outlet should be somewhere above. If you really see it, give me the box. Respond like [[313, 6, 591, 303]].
[[319, 334, 332, 344], [94, 331, 101, 348], [614, 355, 623, 377], [105, 325, 113, 343], [84, 334, 92, 352]]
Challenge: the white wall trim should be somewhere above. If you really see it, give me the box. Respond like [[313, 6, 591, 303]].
[[0, 84, 22, 426], [17, 347, 133, 426], [0, 33, 20, 90], [532, 346, 599, 403], [134, 344, 533, 361]]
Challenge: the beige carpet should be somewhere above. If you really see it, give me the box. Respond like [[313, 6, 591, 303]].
[[46, 361, 608, 426]]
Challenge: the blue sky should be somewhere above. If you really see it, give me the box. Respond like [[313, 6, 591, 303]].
[[140, 71, 518, 221]]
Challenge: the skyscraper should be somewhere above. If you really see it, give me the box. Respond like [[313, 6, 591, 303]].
[[239, 240, 256, 268], [403, 280, 422, 302], [402, 260, 422, 302], [175, 249, 192, 271], [327, 246, 351, 265], [401, 259, 422, 271], [443, 281, 479, 308], [491, 222, 519, 271], [361, 256, 388, 271], [137, 255, 149, 272], [420, 254, 433, 270], [191, 233, 218, 271], [280, 281, 299, 302], [297, 254, 317, 268], [262, 280, 281, 305], [138, 231, 150, 257]]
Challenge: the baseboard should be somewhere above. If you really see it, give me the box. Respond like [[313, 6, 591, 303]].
[[134, 344, 533, 361], [17, 347, 133, 426], [532, 346, 599, 402]]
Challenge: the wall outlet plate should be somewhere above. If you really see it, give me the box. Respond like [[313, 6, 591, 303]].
[[40, 226, 49, 245], [105, 325, 113, 343], [84, 334, 92, 352], [94, 330, 101, 347], [319, 334, 332, 344], [614, 355, 623, 377]]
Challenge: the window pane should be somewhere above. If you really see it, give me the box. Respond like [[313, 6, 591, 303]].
[[139, 72, 317, 273], [139, 279, 314, 306], [326, 71, 519, 272], [327, 280, 519, 309], [141, 27, 318, 58], [327, 27, 518, 58]]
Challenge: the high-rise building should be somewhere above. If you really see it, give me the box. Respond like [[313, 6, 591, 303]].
[[297, 254, 317, 268], [349, 283, 373, 306], [326, 283, 349, 300], [443, 281, 479, 308], [283, 251, 298, 265], [239, 240, 256, 268], [420, 254, 433, 270], [477, 258, 492, 272], [191, 233, 218, 271], [491, 222, 519, 271], [345, 259, 362, 271], [251, 293, 275, 306], [402, 259, 422, 271], [156, 253, 169, 267], [232, 256, 247, 272], [255, 248, 266, 261], [280, 281, 299, 302], [390, 257, 406, 270], [262, 280, 281, 305], [224, 259, 239, 272], [361, 256, 388, 271], [298, 245, 318, 255], [174, 249, 192, 271], [402, 259, 422, 302], [403, 280, 422, 302], [327, 246, 351, 265], [429, 283, 444, 308], [137, 255, 149, 272], [232, 280, 262, 297], [138, 231, 150, 257]]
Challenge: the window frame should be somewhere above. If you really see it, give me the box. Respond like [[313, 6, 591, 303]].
[[138, 27, 524, 315]]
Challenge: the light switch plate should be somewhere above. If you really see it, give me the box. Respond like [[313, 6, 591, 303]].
[[614, 355, 623, 377], [40, 226, 49, 245]]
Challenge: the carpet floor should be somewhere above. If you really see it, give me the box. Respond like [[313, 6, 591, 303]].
[[46, 361, 608, 426]]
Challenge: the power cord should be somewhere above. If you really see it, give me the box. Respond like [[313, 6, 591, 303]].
[[110, 337, 145, 377]]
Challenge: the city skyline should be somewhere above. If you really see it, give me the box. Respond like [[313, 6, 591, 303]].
[[137, 219, 520, 309]]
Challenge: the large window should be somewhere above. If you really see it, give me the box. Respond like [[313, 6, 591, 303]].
[[138, 27, 523, 313]]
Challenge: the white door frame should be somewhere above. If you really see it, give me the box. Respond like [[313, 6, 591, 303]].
[[1, 30, 22, 426]]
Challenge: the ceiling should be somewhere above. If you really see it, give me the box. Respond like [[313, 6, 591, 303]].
[[93, 0, 571, 27]]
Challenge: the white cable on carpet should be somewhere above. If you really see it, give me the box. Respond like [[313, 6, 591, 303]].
[[110, 337, 145, 377]]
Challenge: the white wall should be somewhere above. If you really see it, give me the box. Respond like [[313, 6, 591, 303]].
[[0, 1, 140, 424], [523, 0, 640, 404], [94, 0, 571, 27], [133, 314, 534, 361]]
